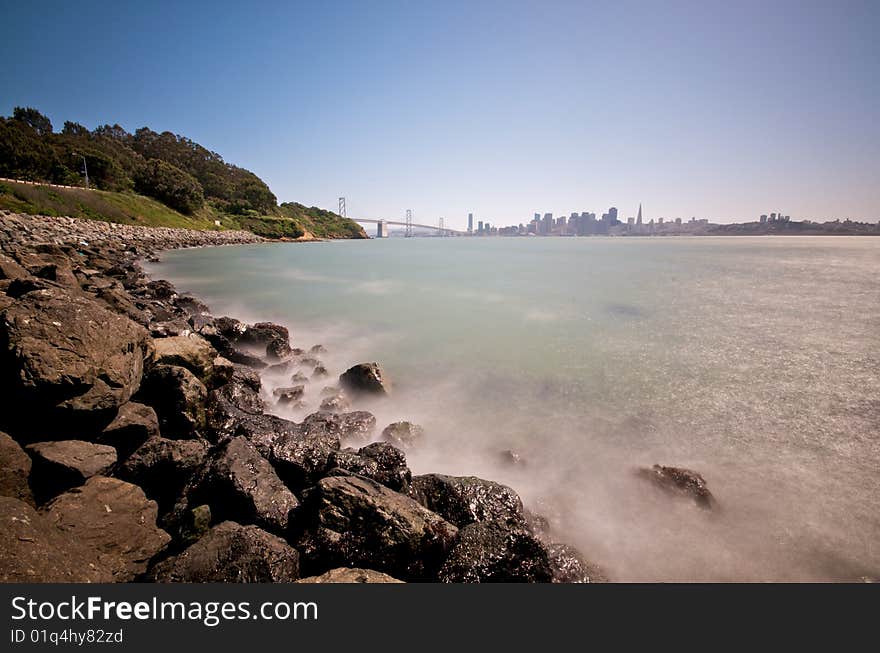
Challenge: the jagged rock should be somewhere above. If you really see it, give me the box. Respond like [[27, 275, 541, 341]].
[[338, 411, 378, 442], [150, 334, 221, 386], [0, 431, 33, 504], [339, 362, 389, 396], [410, 474, 524, 528], [297, 568, 402, 583], [138, 364, 207, 437], [174, 294, 210, 316], [96, 401, 160, 458], [149, 319, 191, 338], [381, 421, 425, 449], [290, 371, 310, 384], [205, 372, 265, 441], [43, 476, 170, 582], [437, 519, 553, 583], [268, 419, 341, 489], [0, 288, 151, 433], [180, 436, 299, 533], [637, 464, 717, 509], [273, 385, 305, 404], [240, 322, 291, 361], [94, 286, 150, 325], [320, 393, 351, 413], [0, 252, 28, 280], [312, 365, 328, 378], [547, 543, 607, 583], [116, 437, 208, 512], [26, 440, 117, 503], [296, 475, 457, 581], [149, 521, 300, 583], [145, 279, 177, 300], [329, 442, 411, 492]]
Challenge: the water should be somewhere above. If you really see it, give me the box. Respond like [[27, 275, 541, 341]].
[[149, 236, 880, 581]]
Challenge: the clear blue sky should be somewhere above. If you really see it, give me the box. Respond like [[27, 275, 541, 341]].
[[2, 0, 878, 227]]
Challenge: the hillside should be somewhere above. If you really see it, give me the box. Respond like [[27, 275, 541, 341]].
[[0, 107, 367, 239]]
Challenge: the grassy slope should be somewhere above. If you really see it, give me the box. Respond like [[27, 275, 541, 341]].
[[0, 180, 368, 238]]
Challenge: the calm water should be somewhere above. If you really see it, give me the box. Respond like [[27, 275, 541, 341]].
[[150, 236, 880, 581]]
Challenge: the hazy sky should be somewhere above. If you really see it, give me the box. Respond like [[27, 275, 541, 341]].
[[2, 0, 878, 227]]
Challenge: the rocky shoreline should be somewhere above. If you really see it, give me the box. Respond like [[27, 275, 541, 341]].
[[0, 211, 608, 583]]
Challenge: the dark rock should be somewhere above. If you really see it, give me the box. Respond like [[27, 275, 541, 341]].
[[0, 288, 151, 433], [0, 431, 33, 504], [268, 419, 341, 489], [410, 474, 524, 527], [116, 437, 208, 513], [290, 371, 309, 384], [329, 442, 411, 492], [297, 568, 402, 583], [637, 464, 717, 509], [150, 334, 221, 386], [309, 345, 327, 355], [180, 436, 299, 534], [381, 421, 425, 449], [149, 521, 300, 583], [26, 440, 117, 503], [312, 365, 328, 378], [273, 385, 305, 404], [296, 475, 457, 581], [96, 401, 160, 458], [149, 319, 191, 338], [0, 253, 28, 280], [240, 322, 291, 361], [302, 410, 376, 443], [145, 279, 177, 300], [320, 393, 351, 412], [205, 375, 265, 442], [43, 476, 170, 582], [437, 519, 553, 583], [94, 286, 150, 325], [300, 357, 321, 368], [547, 543, 607, 583], [138, 364, 207, 437], [177, 504, 212, 547], [339, 362, 389, 396], [174, 294, 210, 316]]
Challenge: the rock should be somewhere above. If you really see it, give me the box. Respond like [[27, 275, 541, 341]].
[[329, 442, 411, 492], [150, 334, 221, 386], [637, 464, 717, 509], [94, 286, 150, 325], [26, 440, 117, 503], [312, 365, 329, 378], [268, 419, 341, 489], [145, 279, 177, 300], [138, 364, 207, 437], [96, 402, 160, 459], [116, 437, 208, 513], [0, 497, 107, 582], [297, 568, 403, 583], [149, 521, 300, 583], [300, 357, 321, 368], [309, 345, 327, 354], [181, 436, 299, 534], [0, 252, 28, 280], [0, 431, 33, 504], [320, 393, 351, 413], [149, 319, 191, 338], [290, 371, 309, 384], [337, 411, 378, 442], [206, 378, 266, 442], [211, 356, 235, 386], [177, 504, 212, 547], [320, 385, 339, 397], [547, 543, 607, 583], [43, 476, 170, 582], [499, 449, 526, 467], [339, 362, 389, 396], [240, 322, 291, 361], [273, 385, 305, 404], [381, 421, 425, 449], [296, 475, 457, 581], [410, 474, 524, 527], [0, 288, 151, 433], [174, 294, 210, 316], [437, 519, 553, 583]]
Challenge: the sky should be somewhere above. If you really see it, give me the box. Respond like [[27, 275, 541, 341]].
[[1, 0, 878, 228]]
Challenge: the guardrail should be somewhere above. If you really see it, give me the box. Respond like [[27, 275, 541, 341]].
[[0, 177, 95, 191]]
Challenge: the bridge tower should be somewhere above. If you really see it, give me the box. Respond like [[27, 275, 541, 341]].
[[338, 197, 346, 218], [438, 217, 445, 236], [405, 209, 413, 238]]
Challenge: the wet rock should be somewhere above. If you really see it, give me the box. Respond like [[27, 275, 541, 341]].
[[43, 476, 171, 582], [381, 421, 425, 449], [273, 385, 305, 405], [309, 344, 327, 355], [547, 543, 607, 583], [339, 362, 389, 396], [145, 279, 177, 300], [410, 474, 524, 527], [296, 475, 457, 581], [637, 464, 717, 509], [302, 410, 376, 443], [312, 365, 328, 378], [0, 431, 33, 504], [181, 436, 299, 534], [268, 420, 341, 489], [437, 519, 553, 583], [149, 521, 300, 583], [26, 440, 117, 503], [206, 373, 266, 442], [150, 334, 221, 386], [297, 568, 402, 584], [329, 442, 412, 492], [240, 322, 291, 361], [290, 371, 309, 384], [0, 288, 151, 433], [320, 393, 351, 413], [116, 437, 208, 513], [138, 364, 207, 437], [174, 294, 210, 316], [96, 401, 160, 458]]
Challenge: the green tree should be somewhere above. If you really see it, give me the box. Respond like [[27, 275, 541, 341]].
[[12, 107, 53, 136], [134, 159, 205, 214]]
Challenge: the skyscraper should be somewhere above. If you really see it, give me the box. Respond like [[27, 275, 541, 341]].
[[636, 203, 643, 225], [468, 213, 473, 233]]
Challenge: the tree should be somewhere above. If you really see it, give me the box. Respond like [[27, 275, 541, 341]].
[[62, 121, 89, 137], [134, 159, 204, 214], [12, 107, 53, 136]]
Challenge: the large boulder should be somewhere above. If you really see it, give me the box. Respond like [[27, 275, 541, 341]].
[[0, 288, 152, 433], [339, 363, 389, 397], [205, 368, 265, 441], [148, 521, 300, 583], [296, 475, 457, 581], [138, 364, 207, 437], [546, 542, 607, 583], [268, 421, 341, 490], [381, 421, 425, 449], [637, 464, 717, 510], [0, 252, 29, 281], [329, 442, 412, 492], [302, 410, 376, 443], [95, 401, 160, 458], [410, 474, 524, 527], [150, 334, 222, 387], [297, 568, 403, 584], [116, 437, 208, 513], [26, 440, 117, 503], [437, 519, 554, 583], [180, 436, 299, 534], [43, 476, 171, 582], [0, 431, 33, 504]]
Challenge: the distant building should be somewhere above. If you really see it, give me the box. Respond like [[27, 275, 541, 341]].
[[376, 220, 389, 238], [477, 220, 484, 234], [636, 204, 642, 226], [760, 214, 768, 223], [468, 213, 473, 233]]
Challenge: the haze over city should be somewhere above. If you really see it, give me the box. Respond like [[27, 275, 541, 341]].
[[2, 0, 878, 228]]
